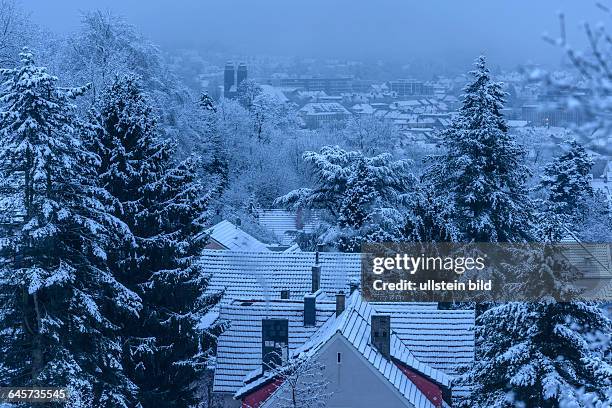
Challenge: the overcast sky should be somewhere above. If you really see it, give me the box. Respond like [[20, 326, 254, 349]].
[[22, 0, 608, 68]]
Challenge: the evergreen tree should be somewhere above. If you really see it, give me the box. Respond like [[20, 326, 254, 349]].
[[425, 56, 533, 243], [576, 190, 612, 243], [0, 50, 141, 406], [199, 92, 229, 196], [536, 140, 594, 241], [199, 92, 216, 113], [463, 246, 612, 407], [464, 301, 611, 407], [92, 75, 220, 407], [402, 184, 459, 243], [275, 146, 415, 251]]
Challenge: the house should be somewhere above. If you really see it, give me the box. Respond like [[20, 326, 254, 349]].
[[259, 85, 289, 104], [204, 220, 270, 252], [201, 250, 474, 407], [256, 209, 323, 245], [297, 102, 352, 129], [214, 292, 474, 408]]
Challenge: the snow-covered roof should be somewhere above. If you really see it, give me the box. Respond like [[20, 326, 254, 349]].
[[205, 220, 269, 252], [351, 103, 376, 115], [257, 209, 322, 245], [213, 299, 336, 394], [228, 293, 471, 408], [200, 250, 361, 308], [259, 84, 289, 104], [561, 243, 611, 279], [283, 243, 302, 253], [507, 120, 529, 128], [369, 303, 475, 375], [298, 102, 351, 116]]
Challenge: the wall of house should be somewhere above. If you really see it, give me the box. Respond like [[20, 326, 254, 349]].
[[262, 333, 413, 408]]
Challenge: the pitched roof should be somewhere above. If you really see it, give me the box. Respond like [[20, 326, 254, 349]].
[[205, 220, 270, 252], [213, 299, 337, 393], [370, 303, 475, 374], [199, 250, 361, 308], [561, 243, 611, 279], [298, 102, 351, 116], [233, 293, 461, 408], [214, 294, 474, 403]]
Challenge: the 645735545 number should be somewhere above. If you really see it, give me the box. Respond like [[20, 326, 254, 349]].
[[0, 387, 67, 403]]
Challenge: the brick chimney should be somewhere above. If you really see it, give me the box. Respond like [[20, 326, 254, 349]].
[[371, 315, 391, 359], [304, 294, 316, 326], [261, 319, 288, 372], [336, 292, 346, 316]]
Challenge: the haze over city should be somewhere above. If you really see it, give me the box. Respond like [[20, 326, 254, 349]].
[[24, 0, 606, 69]]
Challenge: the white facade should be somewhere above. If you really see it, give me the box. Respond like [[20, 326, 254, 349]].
[[262, 334, 415, 408]]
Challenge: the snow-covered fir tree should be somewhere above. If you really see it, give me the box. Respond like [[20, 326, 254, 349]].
[[575, 190, 612, 243], [536, 140, 594, 241], [401, 184, 459, 243], [91, 75, 220, 407], [425, 56, 534, 243], [462, 245, 612, 407], [464, 300, 611, 407], [275, 146, 415, 251], [0, 50, 141, 406], [199, 92, 229, 197]]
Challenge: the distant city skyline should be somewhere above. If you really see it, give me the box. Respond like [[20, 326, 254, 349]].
[[24, 0, 607, 70]]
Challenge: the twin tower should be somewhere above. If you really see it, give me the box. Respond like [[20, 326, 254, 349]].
[[224, 62, 247, 98]]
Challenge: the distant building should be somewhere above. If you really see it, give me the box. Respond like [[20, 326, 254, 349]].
[[388, 79, 434, 97], [237, 63, 247, 87], [276, 76, 353, 95], [223, 61, 248, 99], [297, 102, 352, 129], [224, 62, 235, 97], [521, 104, 586, 127]]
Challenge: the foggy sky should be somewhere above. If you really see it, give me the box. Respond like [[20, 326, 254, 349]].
[[22, 0, 607, 68]]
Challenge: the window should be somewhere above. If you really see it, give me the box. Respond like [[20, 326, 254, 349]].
[[337, 352, 341, 363]]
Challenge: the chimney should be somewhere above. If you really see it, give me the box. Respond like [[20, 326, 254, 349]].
[[311, 265, 321, 293], [261, 319, 288, 372], [371, 315, 391, 359], [336, 292, 346, 316], [280, 290, 290, 300], [303, 294, 316, 326], [211, 209, 222, 225]]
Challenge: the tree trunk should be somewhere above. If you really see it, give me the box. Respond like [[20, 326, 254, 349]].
[[31, 292, 43, 382]]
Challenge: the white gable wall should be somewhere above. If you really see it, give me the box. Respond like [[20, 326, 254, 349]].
[[262, 333, 414, 408]]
